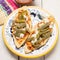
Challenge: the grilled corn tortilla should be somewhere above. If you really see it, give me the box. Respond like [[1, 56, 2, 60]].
[[11, 8, 31, 48], [13, 33, 29, 48]]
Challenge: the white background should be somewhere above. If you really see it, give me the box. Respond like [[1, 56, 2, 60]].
[[0, 0, 60, 60]]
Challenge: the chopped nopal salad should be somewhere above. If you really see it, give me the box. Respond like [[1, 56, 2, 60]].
[[11, 8, 55, 54]]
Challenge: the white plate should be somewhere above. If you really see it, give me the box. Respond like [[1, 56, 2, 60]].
[[2, 6, 59, 58]]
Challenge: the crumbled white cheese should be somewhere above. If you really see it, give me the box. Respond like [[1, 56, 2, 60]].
[[49, 24, 53, 28], [31, 30, 38, 44], [43, 18, 49, 23], [31, 39, 37, 44], [20, 33, 24, 38], [24, 15, 28, 21], [22, 28, 26, 31]]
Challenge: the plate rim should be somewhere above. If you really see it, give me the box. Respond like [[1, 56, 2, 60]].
[[2, 6, 59, 58]]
